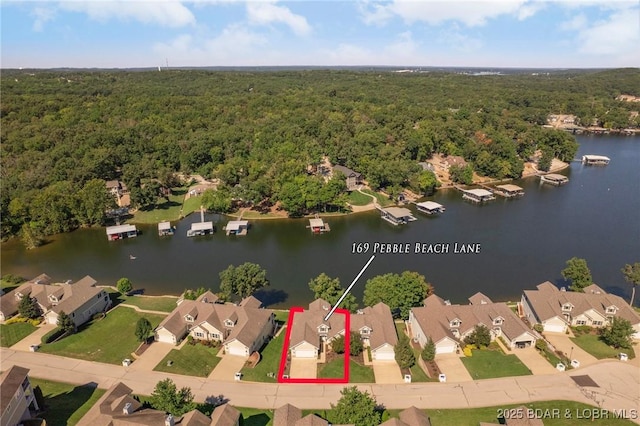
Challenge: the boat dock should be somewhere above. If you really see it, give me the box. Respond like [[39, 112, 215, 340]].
[[224, 220, 249, 236], [540, 173, 569, 186], [582, 155, 610, 165], [493, 184, 525, 198], [415, 201, 445, 215], [461, 188, 496, 203], [308, 217, 330, 233], [379, 207, 417, 225], [106, 224, 138, 241], [187, 207, 214, 237], [158, 221, 174, 236]]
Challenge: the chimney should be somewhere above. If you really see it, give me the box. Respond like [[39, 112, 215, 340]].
[[122, 402, 133, 415], [165, 414, 175, 426]]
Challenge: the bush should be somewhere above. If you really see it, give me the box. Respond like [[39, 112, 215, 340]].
[[4, 316, 28, 325], [28, 318, 42, 326], [421, 338, 436, 362], [42, 327, 66, 344], [535, 339, 547, 351], [463, 345, 473, 357], [394, 334, 416, 369], [331, 335, 346, 354], [117, 278, 133, 295], [533, 324, 544, 333], [2, 274, 25, 285]]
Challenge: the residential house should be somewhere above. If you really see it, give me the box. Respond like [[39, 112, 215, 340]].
[[77, 381, 241, 426], [0, 366, 40, 426], [521, 282, 640, 338], [332, 165, 363, 190], [0, 273, 52, 321], [289, 299, 397, 360], [409, 293, 538, 354], [105, 179, 130, 208], [273, 403, 355, 426], [0, 274, 110, 328], [380, 407, 431, 426], [155, 296, 275, 356]]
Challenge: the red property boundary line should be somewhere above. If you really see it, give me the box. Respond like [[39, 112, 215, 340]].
[[277, 307, 350, 384]]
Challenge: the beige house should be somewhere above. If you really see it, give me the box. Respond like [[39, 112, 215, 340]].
[[78, 381, 240, 426], [380, 406, 431, 426], [155, 295, 275, 356], [409, 293, 538, 354], [289, 299, 397, 360], [521, 282, 640, 338], [0, 274, 110, 328], [0, 366, 40, 426], [273, 403, 356, 426]]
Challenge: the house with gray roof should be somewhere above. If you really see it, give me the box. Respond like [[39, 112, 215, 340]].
[[0, 273, 53, 321], [273, 403, 354, 426], [521, 282, 640, 338], [332, 165, 363, 190], [1, 366, 39, 426], [155, 296, 275, 356], [409, 293, 538, 354]]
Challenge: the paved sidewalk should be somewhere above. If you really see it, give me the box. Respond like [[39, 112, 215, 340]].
[[10, 323, 57, 352], [1, 347, 638, 422]]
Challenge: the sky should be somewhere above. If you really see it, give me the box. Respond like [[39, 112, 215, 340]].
[[1, 0, 639, 69]]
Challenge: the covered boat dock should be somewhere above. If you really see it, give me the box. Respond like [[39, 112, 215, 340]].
[[187, 221, 214, 237], [309, 218, 330, 233], [494, 184, 525, 198], [158, 221, 174, 236], [224, 220, 249, 236], [380, 207, 417, 225], [540, 173, 569, 186], [462, 188, 496, 203], [415, 201, 445, 215], [106, 224, 138, 241], [582, 155, 610, 165]]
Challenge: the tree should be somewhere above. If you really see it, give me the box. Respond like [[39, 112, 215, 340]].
[[116, 277, 133, 295], [363, 271, 434, 319], [182, 287, 208, 301], [537, 148, 554, 172], [331, 334, 345, 354], [601, 317, 634, 349], [621, 262, 640, 307], [18, 296, 41, 320], [219, 262, 269, 299], [201, 188, 232, 213], [464, 324, 491, 348], [57, 311, 75, 334], [20, 222, 44, 250], [349, 332, 364, 356], [413, 169, 440, 195], [421, 338, 436, 362], [149, 378, 196, 417], [308, 273, 358, 312], [135, 318, 153, 342], [394, 334, 416, 369], [329, 386, 381, 426], [561, 257, 592, 292], [449, 164, 473, 185]]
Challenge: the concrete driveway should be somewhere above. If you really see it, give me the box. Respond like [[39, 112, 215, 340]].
[[544, 332, 597, 368], [435, 354, 473, 382], [372, 360, 403, 384], [10, 323, 57, 352], [289, 358, 317, 379], [208, 355, 248, 381], [128, 341, 175, 371], [512, 347, 557, 375]]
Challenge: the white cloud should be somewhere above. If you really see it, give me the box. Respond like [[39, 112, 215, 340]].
[[575, 6, 639, 56], [60, 0, 196, 28], [31, 7, 56, 32], [560, 13, 587, 31], [246, 1, 311, 36], [359, 0, 541, 27], [437, 24, 483, 53]]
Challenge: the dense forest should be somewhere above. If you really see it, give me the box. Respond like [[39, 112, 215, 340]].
[[2, 68, 639, 242]]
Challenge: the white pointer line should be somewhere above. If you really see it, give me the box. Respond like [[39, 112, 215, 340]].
[[324, 254, 376, 321]]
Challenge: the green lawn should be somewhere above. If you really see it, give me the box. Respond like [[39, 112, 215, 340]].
[[570, 333, 635, 359], [273, 310, 289, 325], [318, 358, 375, 383], [131, 188, 188, 224], [363, 189, 394, 207], [238, 407, 274, 426], [347, 190, 375, 206], [182, 195, 205, 217], [39, 306, 165, 364], [461, 347, 532, 380], [30, 378, 105, 426], [426, 401, 637, 426], [240, 329, 286, 383], [153, 343, 221, 377], [119, 294, 178, 313], [0, 322, 37, 347]]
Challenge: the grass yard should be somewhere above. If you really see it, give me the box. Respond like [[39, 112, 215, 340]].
[[131, 188, 188, 224], [154, 342, 221, 377], [0, 322, 37, 347], [318, 358, 375, 383], [182, 195, 205, 218], [238, 407, 274, 426], [347, 190, 375, 206], [30, 378, 105, 426], [240, 329, 286, 383], [39, 306, 165, 364], [363, 189, 395, 207], [273, 310, 289, 325], [426, 401, 637, 426], [119, 294, 178, 313], [461, 347, 531, 380], [570, 333, 635, 359]]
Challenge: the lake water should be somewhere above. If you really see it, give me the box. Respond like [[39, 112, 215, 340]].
[[2, 135, 639, 308]]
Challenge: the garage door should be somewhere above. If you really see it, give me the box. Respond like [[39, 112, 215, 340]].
[[373, 350, 395, 360], [435, 343, 457, 354], [544, 323, 565, 333], [294, 349, 317, 358], [226, 345, 249, 356]]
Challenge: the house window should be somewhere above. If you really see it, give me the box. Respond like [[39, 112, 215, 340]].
[[593, 321, 603, 326], [211, 333, 220, 339], [195, 332, 204, 338], [185, 315, 194, 322], [605, 307, 617, 314], [104, 296, 108, 302], [361, 329, 370, 335], [562, 304, 572, 312], [576, 320, 586, 325], [450, 320, 460, 327], [224, 320, 235, 327], [493, 318, 503, 326]]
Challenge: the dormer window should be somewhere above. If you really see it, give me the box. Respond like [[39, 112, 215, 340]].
[[49, 295, 58, 303], [605, 306, 617, 315], [224, 319, 235, 328], [361, 327, 371, 335], [493, 317, 504, 326], [450, 319, 461, 328], [562, 303, 573, 312], [318, 324, 329, 333], [185, 314, 194, 323]]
